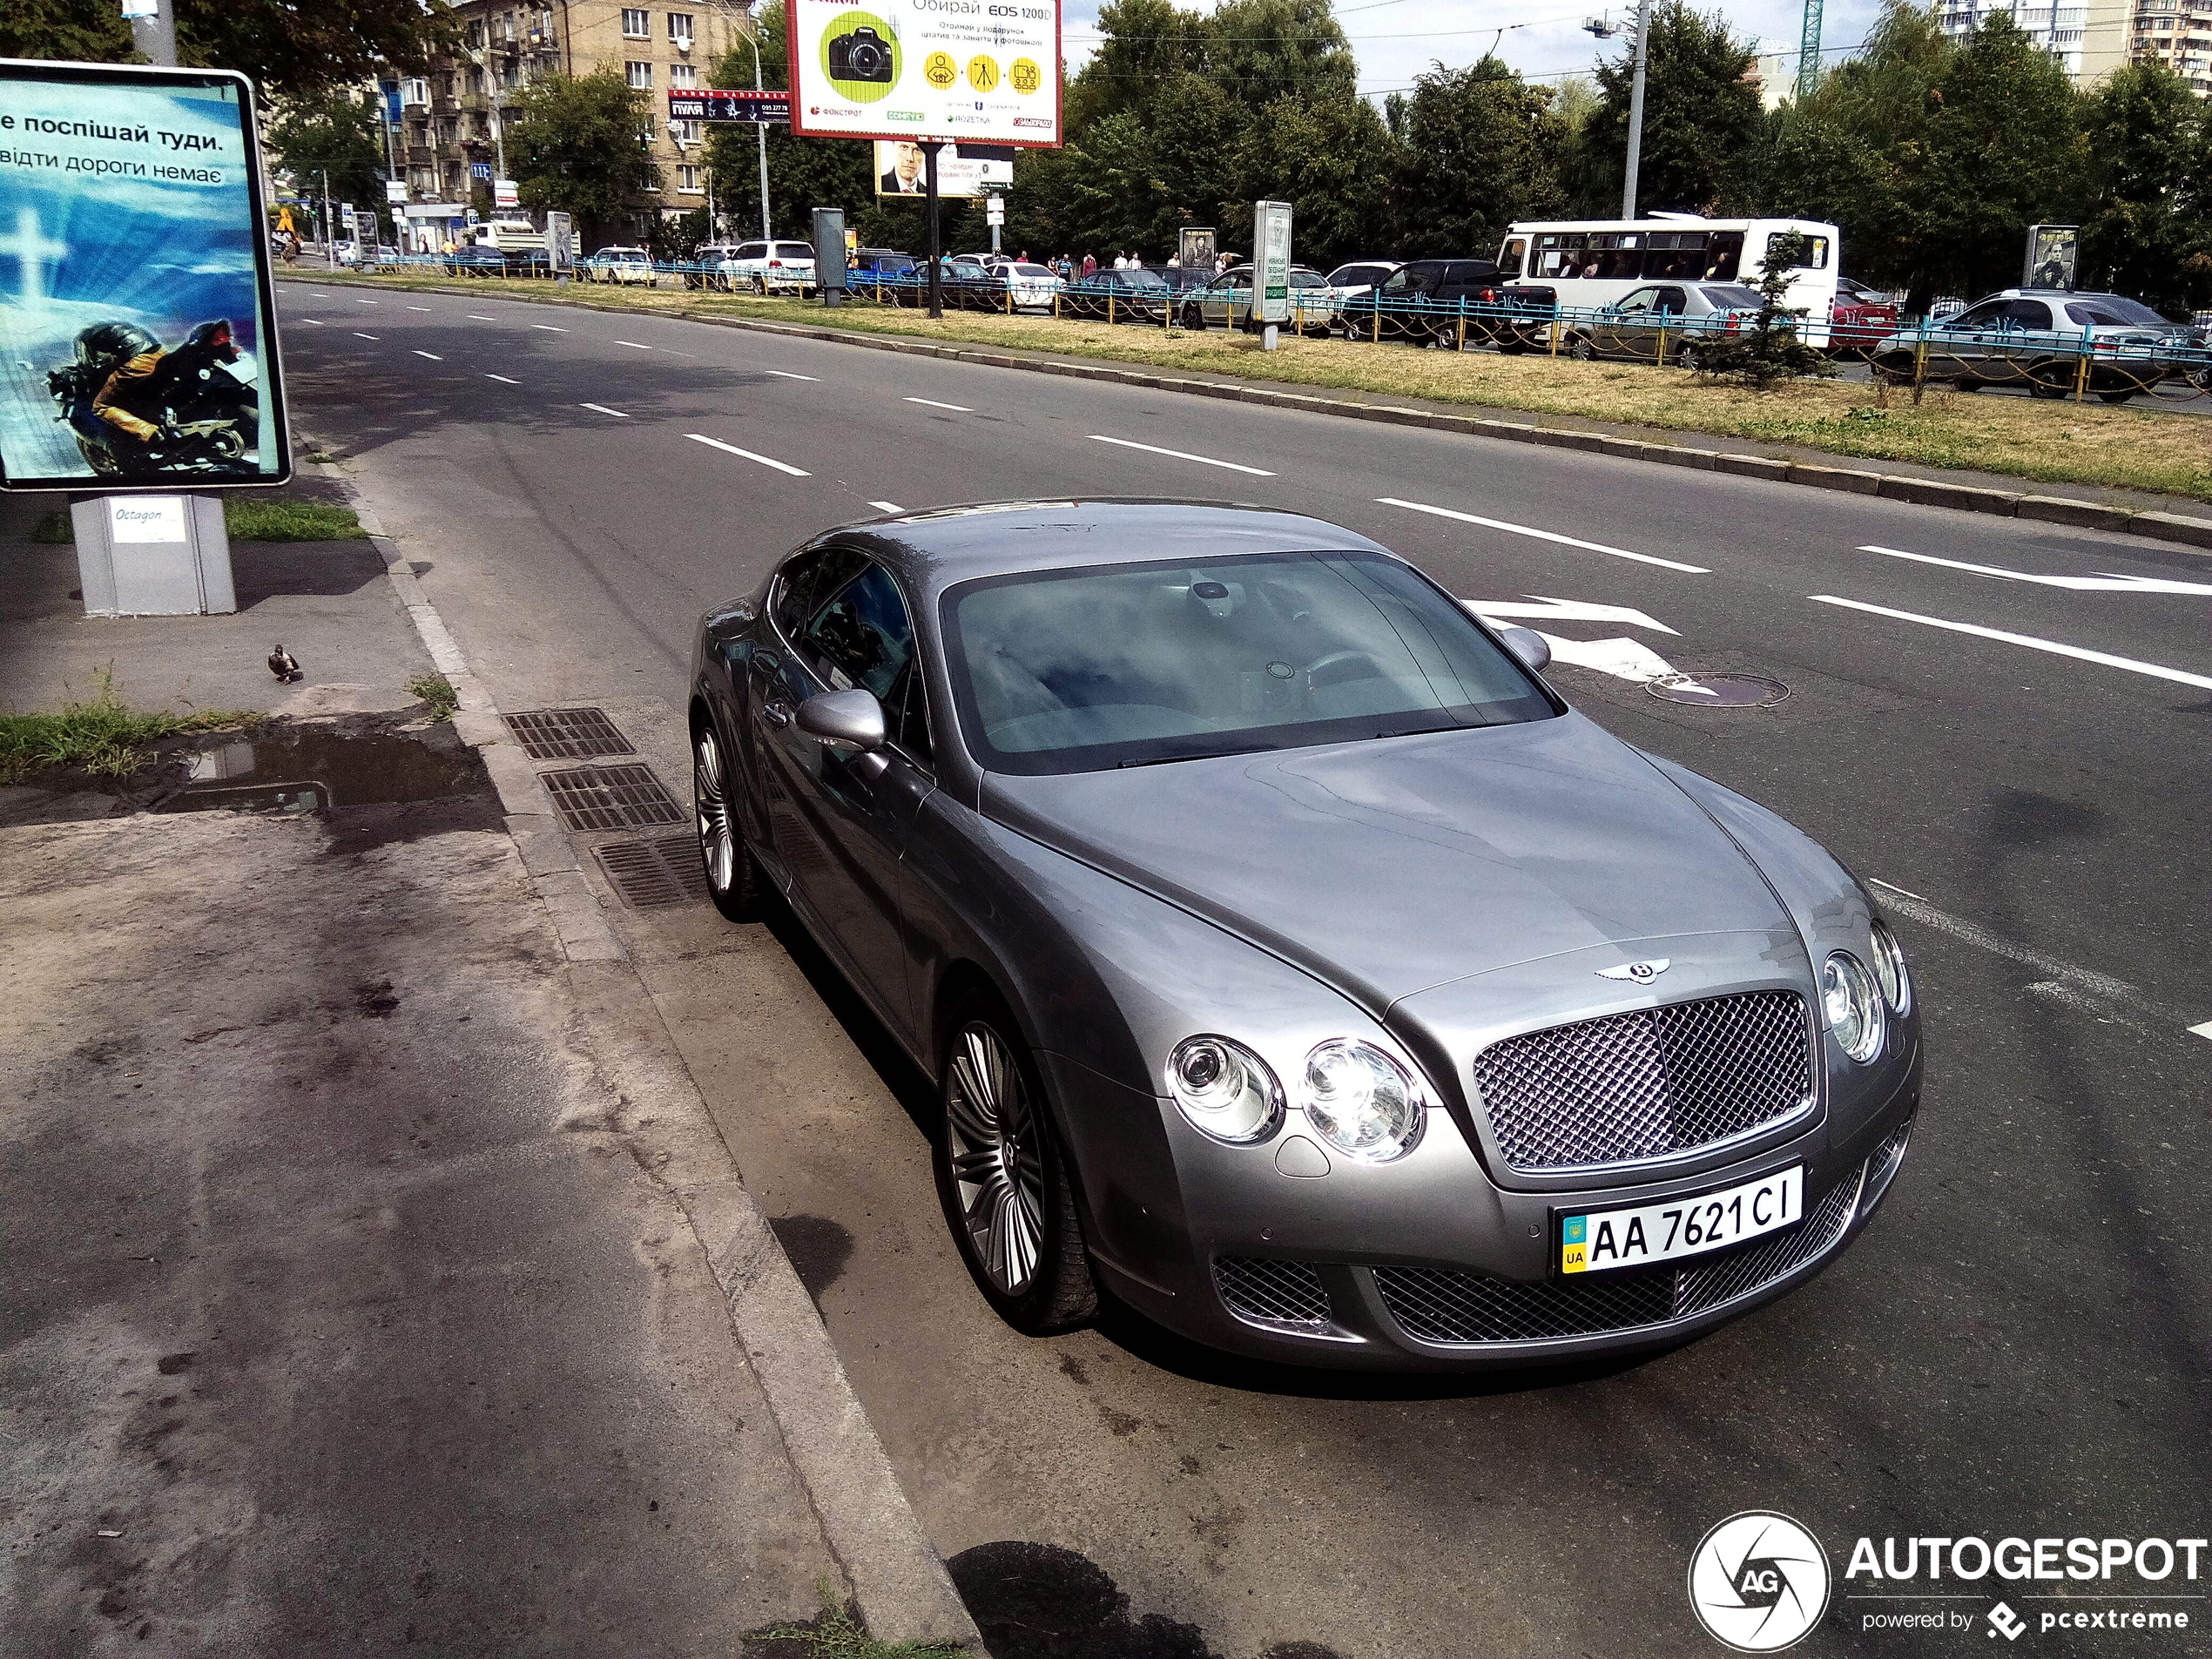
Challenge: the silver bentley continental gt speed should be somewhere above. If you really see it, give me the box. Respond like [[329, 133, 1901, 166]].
[[688, 500, 1921, 1370]]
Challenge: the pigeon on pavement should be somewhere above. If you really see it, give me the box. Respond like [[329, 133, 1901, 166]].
[[267, 644, 302, 682]]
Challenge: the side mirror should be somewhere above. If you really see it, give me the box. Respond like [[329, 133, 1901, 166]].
[[1500, 625, 1552, 673], [794, 687, 887, 752]]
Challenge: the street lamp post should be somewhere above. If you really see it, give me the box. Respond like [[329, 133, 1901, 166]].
[[734, 22, 772, 243], [1621, 0, 1652, 219]]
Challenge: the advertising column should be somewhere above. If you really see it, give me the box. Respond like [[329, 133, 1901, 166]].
[[1255, 199, 1292, 350]]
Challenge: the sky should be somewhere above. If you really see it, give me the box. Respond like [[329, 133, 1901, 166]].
[[1058, 0, 1894, 105]]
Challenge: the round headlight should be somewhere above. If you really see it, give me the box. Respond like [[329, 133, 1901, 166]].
[[1869, 919, 1912, 1015], [1167, 1035, 1283, 1143], [1821, 952, 1885, 1063], [1301, 1039, 1426, 1163]]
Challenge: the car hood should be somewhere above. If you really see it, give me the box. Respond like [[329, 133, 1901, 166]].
[[980, 712, 1796, 1013]]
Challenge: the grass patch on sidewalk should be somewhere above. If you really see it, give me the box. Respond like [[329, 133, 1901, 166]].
[[405, 672, 459, 721], [26, 497, 365, 544], [296, 269, 2212, 504], [0, 672, 253, 783], [750, 1585, 968, 1658]]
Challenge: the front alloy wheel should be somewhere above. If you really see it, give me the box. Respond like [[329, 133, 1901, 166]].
[[693, 721, 760, 921], [934, 996, 1096, 1334]]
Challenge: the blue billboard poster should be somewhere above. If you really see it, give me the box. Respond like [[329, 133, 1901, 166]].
[[0, 58, 289, 491]]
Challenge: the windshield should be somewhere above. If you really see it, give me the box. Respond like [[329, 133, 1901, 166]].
[[1117, 268, 1169, 290], [1702, 284, 1763, 308], [2067, 297, 2166, 327], [942, 550, 1557, 776]]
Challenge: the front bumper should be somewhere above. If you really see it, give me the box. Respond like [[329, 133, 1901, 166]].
[[1060, 1049, 1919, 1372]]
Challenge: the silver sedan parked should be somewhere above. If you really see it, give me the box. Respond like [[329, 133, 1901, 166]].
[[688, 501, 1921, 1369]]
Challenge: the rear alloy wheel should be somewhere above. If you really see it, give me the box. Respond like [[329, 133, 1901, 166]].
[[1568, 335, 1598, 362], [751, 274, 767, 295], [1180, 302, 1205, 330], [934, 995, 1096, 1335], [2028, 379, 2068, 399], [693, 720, 761, 922]]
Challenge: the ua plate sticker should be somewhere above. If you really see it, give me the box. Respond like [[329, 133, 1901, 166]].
[[1561, 1165, 1804, 1275]]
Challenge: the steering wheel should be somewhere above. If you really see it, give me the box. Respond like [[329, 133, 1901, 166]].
[[1304, 648, 1388, 690]]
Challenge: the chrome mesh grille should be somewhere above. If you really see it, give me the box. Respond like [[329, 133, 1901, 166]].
[[1473, 992, 1814, 1171], [1372, 1170, 1861, 1345], [1213, 1258, 1332, 1330]]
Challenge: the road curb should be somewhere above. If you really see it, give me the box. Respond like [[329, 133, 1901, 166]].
[[278, 272, 2212, 549], [317, 453, 984, 1652]]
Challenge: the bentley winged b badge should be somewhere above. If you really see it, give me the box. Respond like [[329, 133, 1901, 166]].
[[1597, 958, 1672, 984]]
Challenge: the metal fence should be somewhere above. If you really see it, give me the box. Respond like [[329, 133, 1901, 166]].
[[339, 253, 2212, 404]]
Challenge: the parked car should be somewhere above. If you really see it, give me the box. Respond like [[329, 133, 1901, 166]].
[[1335, 258, 1505, 345], [686, 499, 1921, 1367], [1561, 281, 1769, 368], [725, 239, 818, 294], [996, 261, 1062, 311], [583, 246, 655, 285], [1058, 266, 1172, 324], [1176, 264, 1338, 333], [1869, 289, 2188, 403], [1323, 260, 1399, 307], [446, 244, 513, 277], [1157, 266, 1215, 296], [851, 248, 919, 297], [685, 243, 745, 291], [1830, 276, 1899, 355]]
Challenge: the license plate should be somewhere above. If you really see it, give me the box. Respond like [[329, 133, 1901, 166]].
[[1561, 1165, 1804, 1275]]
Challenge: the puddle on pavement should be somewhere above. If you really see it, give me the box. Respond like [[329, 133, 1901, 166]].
[[159, 727, 481, 814]]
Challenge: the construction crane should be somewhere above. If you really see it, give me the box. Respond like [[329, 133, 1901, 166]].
[[1796, 0, 1823, 99]]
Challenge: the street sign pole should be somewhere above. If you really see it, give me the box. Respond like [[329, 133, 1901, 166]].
[[925, 143, 943, 320], [1622, 0, 1652, 218]]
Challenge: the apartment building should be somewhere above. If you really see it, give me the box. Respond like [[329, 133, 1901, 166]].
[[2113, 0, 2212, 90], [392, 0, 759, 236], [1940, 0, 2210, 91], [1934, 0, 2095, 75]]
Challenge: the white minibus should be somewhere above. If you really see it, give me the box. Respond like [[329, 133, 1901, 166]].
[[1494, 215, 1841, 345]]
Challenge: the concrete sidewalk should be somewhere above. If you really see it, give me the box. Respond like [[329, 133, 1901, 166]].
[[0, 485, 978, 1654]]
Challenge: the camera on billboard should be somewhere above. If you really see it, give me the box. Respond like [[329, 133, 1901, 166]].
[[828, 25, 895, 82]]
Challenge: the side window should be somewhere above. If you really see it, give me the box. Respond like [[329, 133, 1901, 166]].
[[770, 547, 865, 644], [1656, 287, 1689, 313], [1380, 270, 1412, 293], [1704, 233, 1744, 281], [1952, 300, 2006, 329], [2003, 300, 2053, 328], [797, 562, 914, 703], [1498, 238, 1527, 279], [1617, 287, 1659, 312]]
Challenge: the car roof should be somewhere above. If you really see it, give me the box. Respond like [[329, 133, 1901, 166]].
[[816, 500, 1394, 600]]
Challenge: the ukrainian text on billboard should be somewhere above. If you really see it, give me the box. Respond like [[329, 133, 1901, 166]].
[[786, 0, 1062, 147]]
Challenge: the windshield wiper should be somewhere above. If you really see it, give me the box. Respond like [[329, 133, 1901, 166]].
[[1117, 745, 1269, 768]]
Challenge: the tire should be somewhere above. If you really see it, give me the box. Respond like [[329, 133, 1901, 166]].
[[692, 718, 762, 923], [1494, 335, 1528, 356], [1952, 376, 1981, 393], [1568, 335, 1598, 363], [751, 274, 767, 295], [1676, 345, 1703, 374], [2028, 380, 2067, 399], [2097, 388, 2134, 405], [933, 991, 1096, 1336]]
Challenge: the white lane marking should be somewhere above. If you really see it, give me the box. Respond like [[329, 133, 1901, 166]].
[[685, 433, 810, 475], [296, 318, 325, 326], [1810, 594, 2212, 691], [868, 500, 904, 513], [408, 306, 433, 312], [467, 314, 496, 320], [485, 374, 521, 384], [1860, 544, 2212, 597], [355, 298, 378, 305], [1465, 596, 1680, 635], [1378, 497, 1710, 573], [309, 291, 334, 298], [581, 402, 631, 418], [2188, 1020, 2212, 1042], [615, 340, 652, 349], [353, 332, 379, 339], [533, 324, 566, 332], [413, 350, 442, 361], [907, 395, 974, 412], [1089, 435, 1274, 476], [1871, 885, 2206, 1039], [765, 369, 819, 381], [1868, 876, 1928, 903]]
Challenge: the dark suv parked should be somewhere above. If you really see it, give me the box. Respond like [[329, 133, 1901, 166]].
[[1336, 258, 1507, 345]]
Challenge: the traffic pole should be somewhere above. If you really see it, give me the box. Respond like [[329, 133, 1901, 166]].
[[925, 143, 943, 320]]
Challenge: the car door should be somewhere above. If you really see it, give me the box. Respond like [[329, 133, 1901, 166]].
[[1595, 286, 1661, 359], [754, 552, 935, 1029], [1997, 298, 2057, 384], [1932, 299, 2006, 379]]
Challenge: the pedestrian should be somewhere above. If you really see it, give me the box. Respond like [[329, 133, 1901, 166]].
[[1081, 252, 1096, 278], [1166, 252, 1180, 269]]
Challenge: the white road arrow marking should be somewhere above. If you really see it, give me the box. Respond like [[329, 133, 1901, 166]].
[[1463, 596, 1680, 635], [1860, 544, 2212, 595]]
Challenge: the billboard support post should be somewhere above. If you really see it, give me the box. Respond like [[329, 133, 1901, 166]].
[[926, 144, 943, 320]]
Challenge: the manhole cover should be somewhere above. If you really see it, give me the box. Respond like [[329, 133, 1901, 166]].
[[1646, 673, 1790, 708], [503, 707, 636, 760], [595, 834, 710, 907], [543, 763, 685, 832]]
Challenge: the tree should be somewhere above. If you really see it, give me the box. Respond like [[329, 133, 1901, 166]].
[[506, 70, 664, 249], [1393, 58, 1566, 259], [1689, 231, 1838, 387], [1228, 91, 1399, 269], [1587, 1, 1764, 215], [2076, 63, 2212, 317], [266, 91, 389, 226], [2, 0, 457, 96]]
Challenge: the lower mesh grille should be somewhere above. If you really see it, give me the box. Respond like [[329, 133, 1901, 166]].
[[1863, 1116, 1913, 1207], [1214, 1257, 1332, 1330], [1372, 1169, 1863, 1345]]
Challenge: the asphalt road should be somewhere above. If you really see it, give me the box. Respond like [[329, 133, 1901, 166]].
[[276, 280, 2212, 1659]]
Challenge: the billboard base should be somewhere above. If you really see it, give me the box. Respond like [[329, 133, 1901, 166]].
[[71, 494, 236, 617]]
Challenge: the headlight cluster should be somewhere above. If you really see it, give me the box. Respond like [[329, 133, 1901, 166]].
[[1823, 921, 1912, 1064], [1168, 1035, 1426, 1162]]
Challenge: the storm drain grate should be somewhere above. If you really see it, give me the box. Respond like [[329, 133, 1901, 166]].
[[503, 707, 636, 760], [542, 763, 685, 832], [594, 835, 710, 907]]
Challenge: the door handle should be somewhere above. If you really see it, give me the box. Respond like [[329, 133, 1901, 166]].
[[763, 698, 792, 729]]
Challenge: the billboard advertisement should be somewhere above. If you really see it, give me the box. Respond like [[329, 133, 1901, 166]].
[[668, 88, 792, 124], [1256, 199, 1292, 323], [873, 139, 1012, 197], [786, 0, 1061, 147], [0, 58, 287, 491], [2024, 224, 2079, 292]]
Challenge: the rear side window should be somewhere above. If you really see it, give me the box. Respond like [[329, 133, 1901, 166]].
[[2067, 297, 2165, 327], [776, 242, 813, 260], [736, 242, 764, 260]]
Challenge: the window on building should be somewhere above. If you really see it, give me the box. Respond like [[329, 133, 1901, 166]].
[[679, 164, 701, 192], [623, 7, 651, 35], [640, 114, 658, 140], [467, 21, 485, 45], [401, 76, 429, 105], [668, 11, 696, 39], [672, 118, 704, 142], [501, 61, 519, 88], [670, 62, 698, 87], [626, 60, 653, 88]]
